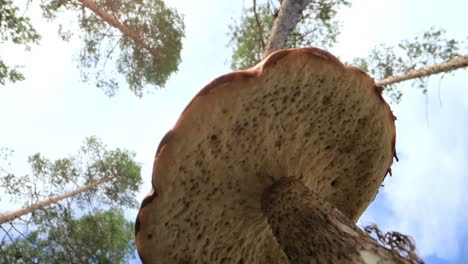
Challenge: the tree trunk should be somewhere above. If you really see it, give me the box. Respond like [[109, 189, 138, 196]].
[[264, 1, 468, 87], [78, 0, 159, 59], [0, 177, 112, 224], [262, 177, 415, 264], [377, 55, 468, 86], [263, 0, 311, 56]]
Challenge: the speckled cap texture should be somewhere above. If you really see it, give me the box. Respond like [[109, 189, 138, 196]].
[[136, 47, 396, 263]]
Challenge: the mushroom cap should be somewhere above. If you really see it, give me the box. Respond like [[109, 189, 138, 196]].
[[136, 48, 396, 263]]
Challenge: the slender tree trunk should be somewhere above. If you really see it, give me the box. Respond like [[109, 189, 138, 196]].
[[377, 55, 468, 86], [78, 0, 158, 59], [262, 177, 418, 263], [265, 1, 468, 87], [0, 177, 112, 224], [263, 0, 311, 56]]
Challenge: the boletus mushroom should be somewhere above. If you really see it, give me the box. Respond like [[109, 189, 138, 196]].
[[136, 48, 396, 263]]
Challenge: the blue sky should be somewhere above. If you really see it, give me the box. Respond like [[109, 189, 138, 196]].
[[1, 0, 467, 263]]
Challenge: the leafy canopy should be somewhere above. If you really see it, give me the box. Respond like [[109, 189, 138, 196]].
[[41, 0, 185, 96], [228, 0, 350, 70], [1, 0, 185, 97], [0, 137, 142, 262], [0, 136, 142, 209], [1, 209, 135, 264]]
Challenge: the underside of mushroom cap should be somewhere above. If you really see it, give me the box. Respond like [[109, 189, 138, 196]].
[[136, 47, 396, 263]]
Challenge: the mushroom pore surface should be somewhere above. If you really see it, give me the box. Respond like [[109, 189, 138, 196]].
[[136, 47, 396, 263]]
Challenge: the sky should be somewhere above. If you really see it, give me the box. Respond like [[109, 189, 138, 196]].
[[1, 0, 467, 263]]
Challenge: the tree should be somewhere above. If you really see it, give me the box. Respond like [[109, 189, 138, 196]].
[[229, 0, 468, 103], [228, 0, 349, 70], [1, 0, 185, 96], [353, 28, 468, 102], [0, 136, 142, 262]]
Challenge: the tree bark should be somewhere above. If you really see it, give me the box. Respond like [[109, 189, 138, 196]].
[[262, 177, 415, 264], [377, 55, 468, 86], [78, 0, 159, 59], [263, 0, 311, 57], [0, 177, 112, 225]]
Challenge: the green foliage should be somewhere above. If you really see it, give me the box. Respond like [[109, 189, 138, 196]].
[[228, 0, 350, 70], [0, 209, 135, 263], [0, 136, 142, 209], [40, 0, 185, 96], [228, 5, 274, 70], [0, 0, 41, 85], [351, 28, 465, 103], [77, 137, 143, 208], [0, 137, 141, 262]]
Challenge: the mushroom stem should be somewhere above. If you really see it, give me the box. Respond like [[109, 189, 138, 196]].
[[261, 177, 414, 264]]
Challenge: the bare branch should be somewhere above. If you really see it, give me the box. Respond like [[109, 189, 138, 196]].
[[252, 0, 265, 50], [377, 55, 468, 86], [263, 0, 311, 56]]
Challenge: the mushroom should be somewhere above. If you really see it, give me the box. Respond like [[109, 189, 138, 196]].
[[135, 47, 396, 263]]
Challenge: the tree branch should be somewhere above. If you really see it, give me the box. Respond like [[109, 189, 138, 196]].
[[377, 55, 468, 86], [0, 177, 112, 225], [252, 0, 265, 50], [263, 0, 310, 56], [78, 0, 159, 60]]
